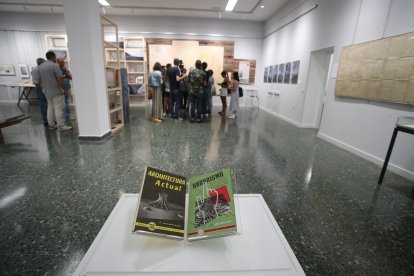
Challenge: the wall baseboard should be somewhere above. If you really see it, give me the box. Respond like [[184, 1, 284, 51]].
[[260, 106, 305, 128], [257, 105, 414, 181], [78, 131, 111, 141], [0, 100, 19, 104], [318, 132, 414, 181]]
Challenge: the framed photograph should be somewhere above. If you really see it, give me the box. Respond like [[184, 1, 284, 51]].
[[268, 65, 273, 83], [272, 65, 278, 83], [18, 64, 29, 78], [284, 62, 291, 84], [238, 61, 250, 84], [277, 64, 285, 83], [290, 60, 300, 84], [0, 64, 16, 76]]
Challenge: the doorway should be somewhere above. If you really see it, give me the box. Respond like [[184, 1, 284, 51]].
[[302, 47, 334, 128]]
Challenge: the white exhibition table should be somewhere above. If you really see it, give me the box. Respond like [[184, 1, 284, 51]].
[[73, 194, 305, 276]]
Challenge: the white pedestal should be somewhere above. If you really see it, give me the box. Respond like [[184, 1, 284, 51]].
[[74, 194, 305, 275]]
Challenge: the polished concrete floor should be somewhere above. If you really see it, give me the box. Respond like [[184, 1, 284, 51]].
[[0, 102, 413, 275]]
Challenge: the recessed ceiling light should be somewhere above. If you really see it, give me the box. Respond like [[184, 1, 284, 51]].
[[261, 5, 264, 8], [98, 0, 110, 7], [225, 0, 238, 12]]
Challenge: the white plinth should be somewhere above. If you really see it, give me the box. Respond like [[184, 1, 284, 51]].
[[73, 194, 305, 276]]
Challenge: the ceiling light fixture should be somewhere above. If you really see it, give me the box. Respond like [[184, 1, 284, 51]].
[[98, 0, 110, 7], [261, 5, 264, 8], [225, 0, 238, 12]]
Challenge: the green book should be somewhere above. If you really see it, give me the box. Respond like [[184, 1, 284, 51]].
[[187, 168, 237, 241], [133, 167, 186, 239]]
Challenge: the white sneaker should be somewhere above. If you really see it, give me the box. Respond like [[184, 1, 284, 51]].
[[48, 123, 58, 130], [59, 125, 73, 131], [228, 114, 236, 119], [162, 113, 167, 117]]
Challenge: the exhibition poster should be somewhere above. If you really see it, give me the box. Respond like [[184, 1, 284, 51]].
[[132, 167, 187, 239], [187, 168, 237, 241]]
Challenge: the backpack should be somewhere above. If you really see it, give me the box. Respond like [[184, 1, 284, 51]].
[[190, 69, 204, 96]]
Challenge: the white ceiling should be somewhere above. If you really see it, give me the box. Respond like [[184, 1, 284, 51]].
[[0, 0, 290, 21]]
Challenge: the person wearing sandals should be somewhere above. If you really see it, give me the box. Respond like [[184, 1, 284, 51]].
[[149, 62, 163, 123], [218, 71, 229, 116], [228, 71, 239, 119]]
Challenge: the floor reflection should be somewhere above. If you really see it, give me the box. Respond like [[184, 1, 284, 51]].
[[0, 103, 413, 275]]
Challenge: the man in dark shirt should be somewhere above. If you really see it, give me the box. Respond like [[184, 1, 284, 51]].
[[201, 62, 210, 117], [168, 58, 186, 119]]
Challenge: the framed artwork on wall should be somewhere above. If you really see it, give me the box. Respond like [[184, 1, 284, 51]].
[[268, 65, 273, 83], [18, 64, 29, 78], [238, 61, 250, 84], [272, 65, 278, 83], [277, 63, 285, 83], [284, 62, 291, 84], [290, 60, 300, 84], [0, 64, 16, 76], [264, 66, 268, 83]]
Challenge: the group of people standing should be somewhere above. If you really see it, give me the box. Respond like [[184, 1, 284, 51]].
[[149, 58, 240, 123], [31, 51, 73, 130]]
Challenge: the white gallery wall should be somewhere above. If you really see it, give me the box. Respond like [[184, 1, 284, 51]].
[[0, 12, 263, 108], [110, 14, 263, 108], [0, 12, 65, 102], [261, 0, 414, 180]]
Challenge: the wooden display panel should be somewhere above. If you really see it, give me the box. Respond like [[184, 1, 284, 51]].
[[335, 31, 414, 105]]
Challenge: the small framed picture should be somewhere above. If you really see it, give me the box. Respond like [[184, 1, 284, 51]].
[[18, 64, 30, 78], [0, 64, 16, 76]]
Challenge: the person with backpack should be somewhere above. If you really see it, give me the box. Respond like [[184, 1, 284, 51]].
[[189, 60, 205, 123]]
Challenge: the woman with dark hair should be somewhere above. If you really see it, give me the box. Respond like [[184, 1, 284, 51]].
[[218, 71, 229, 116], [149, 62, 163, 122], [228, 71, 239, 119]]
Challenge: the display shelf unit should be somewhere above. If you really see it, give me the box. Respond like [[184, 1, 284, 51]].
[[101, 15, 124, 132], [105, 47, 125, 68], [45, 34, 68, 60], [123, 36, 148, 106]]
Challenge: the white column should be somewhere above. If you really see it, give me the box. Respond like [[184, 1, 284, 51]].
[[63, 0, 110, 138]]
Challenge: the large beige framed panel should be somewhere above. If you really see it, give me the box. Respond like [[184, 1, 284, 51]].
[[336, 31, 414, 105]]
